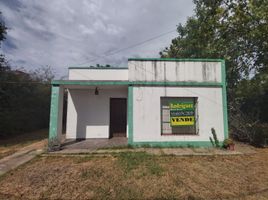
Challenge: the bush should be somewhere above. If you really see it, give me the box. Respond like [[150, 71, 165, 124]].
[[223, 138, 234, 148], [251, 124, 268, 147], [0, 66, 53, 138]]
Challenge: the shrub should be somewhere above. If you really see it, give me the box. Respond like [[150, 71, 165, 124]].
[[223, 138, 234, 148], [251, 124, 268, 147]]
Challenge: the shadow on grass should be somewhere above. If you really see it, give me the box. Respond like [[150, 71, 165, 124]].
[[0, 129, 48, 147]]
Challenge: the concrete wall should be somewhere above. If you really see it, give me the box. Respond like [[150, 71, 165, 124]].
[[132, 86, 224, 142], [128, 61, 221, 83], [66, 87, 128, 139], [69, 68, 128, 81]]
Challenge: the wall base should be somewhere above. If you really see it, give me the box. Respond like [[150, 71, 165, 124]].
[[129, 141, 224, 148]]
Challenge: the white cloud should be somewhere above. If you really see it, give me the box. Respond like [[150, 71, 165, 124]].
[[0, 0, 194, 77]]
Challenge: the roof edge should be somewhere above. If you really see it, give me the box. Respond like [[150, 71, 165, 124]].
[[68, 67, 128, 70], [128, 58, 224, 62]]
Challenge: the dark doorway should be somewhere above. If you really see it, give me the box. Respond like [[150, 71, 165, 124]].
[[110, 98, 127, 137]]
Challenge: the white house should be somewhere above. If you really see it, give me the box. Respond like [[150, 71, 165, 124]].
[[49, 58, 228, 147]]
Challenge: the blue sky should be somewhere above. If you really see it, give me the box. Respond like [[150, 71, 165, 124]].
[[0, 0, 194, 77]]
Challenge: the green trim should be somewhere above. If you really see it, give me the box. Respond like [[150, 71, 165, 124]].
[[130, 141, 223, 147], [128, 58, 224, 62], [51, 80, 223, 87], [49, 85, 60, 139], [221, 60, 229, 139], [127, 86, 133, 144], [130, 81, 222, 87], [160, 98, 163, 138], [52, 80, 130, 86], [68, 67, 128, 70]]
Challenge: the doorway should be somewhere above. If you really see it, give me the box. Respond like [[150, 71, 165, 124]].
[[110, 98, 127, 137]]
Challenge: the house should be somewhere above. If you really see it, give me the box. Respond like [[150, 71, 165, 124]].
[[49, 58, 228, 147]]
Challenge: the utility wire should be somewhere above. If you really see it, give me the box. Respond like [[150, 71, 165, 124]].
[[1, 28, 178, 83], [75, 29, 177, 66]]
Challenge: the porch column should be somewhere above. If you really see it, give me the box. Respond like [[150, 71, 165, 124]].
[[127, 85, 133, 145], [49, 84, 64, 141]]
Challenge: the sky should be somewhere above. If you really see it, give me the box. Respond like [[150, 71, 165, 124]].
[[0, 0, 194, 77]]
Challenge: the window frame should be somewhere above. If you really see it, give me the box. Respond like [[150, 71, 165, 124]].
[[160, 96, 199, 136]]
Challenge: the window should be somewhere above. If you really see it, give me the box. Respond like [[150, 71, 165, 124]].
[[161, 97, 198, 135]]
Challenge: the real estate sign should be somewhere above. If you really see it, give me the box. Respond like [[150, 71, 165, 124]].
[[169, 102, 195, 126]]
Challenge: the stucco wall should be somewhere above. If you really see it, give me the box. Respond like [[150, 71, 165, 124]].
[[69, 68, 128, 81], [66, 87, 128, 139], [128, 61, 221, 83], [132, 86, 224, 142]]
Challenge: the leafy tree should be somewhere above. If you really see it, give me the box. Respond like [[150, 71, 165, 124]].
[[0, 12, 7, 44], [0, 11, 8, 72], [160, 0, 268, 144], [0, 66, 54, 137], [0, 12, 54, 138], [161, 0, 268, 87]]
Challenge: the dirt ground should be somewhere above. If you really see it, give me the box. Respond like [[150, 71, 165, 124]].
[[0, 129, 47, 159], [0, 148, 268, 200]]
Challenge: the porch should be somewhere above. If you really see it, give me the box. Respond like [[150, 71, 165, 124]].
[[48, 80, 132, 146], [60, 137, 128, 153]]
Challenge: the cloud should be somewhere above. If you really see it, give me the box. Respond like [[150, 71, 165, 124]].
[[0, 0, 194, 77]]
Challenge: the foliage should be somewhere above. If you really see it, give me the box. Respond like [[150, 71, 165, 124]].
[[161, 0, 268, 86], [160, 0, 268, 145], [0, 66, 54, 138], [0, 12, 7, 46], [209, 128, 220, 148], [209, 137, 214, 147], [223, 138, 234, 148], [0, 12, 54, 138], [251, 124, 268, 147], [92, 64, 112, 68]]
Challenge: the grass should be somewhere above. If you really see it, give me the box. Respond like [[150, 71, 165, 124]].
[[117, 152, 164, 176], [81, 168, 104, 179], [0, 129, 47, 159], [0, 129, 47, 147], [0, 148, 268, 199]]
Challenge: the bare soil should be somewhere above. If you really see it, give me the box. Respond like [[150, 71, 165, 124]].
[[0, 148, 268, 200]]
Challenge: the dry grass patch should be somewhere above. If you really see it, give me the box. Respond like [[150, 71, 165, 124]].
[[0, 149, 268, 199], [0, 129, 47, 159]]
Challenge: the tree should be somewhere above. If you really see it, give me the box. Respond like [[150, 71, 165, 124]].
[[0, 12, 54, 138], [160, 0, 268, 144], [0, 11, 8, 72], [0, 12, 7, 44], [161, 0, 268, 87]]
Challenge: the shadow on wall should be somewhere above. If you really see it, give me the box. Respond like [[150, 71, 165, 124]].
[[70, 90, 109, 139]]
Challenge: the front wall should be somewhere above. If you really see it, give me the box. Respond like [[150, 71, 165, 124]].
[[132, 86, 224, 142], [66, 88, 128, 139], [128, 61, 221, 83], [69, 69, 128, 81]]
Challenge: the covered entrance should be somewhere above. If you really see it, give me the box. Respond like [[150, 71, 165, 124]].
[[48, 81, 130, 143]]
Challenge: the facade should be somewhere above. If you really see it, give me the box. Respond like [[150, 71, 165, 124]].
[[49, 58, 228, 147]]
